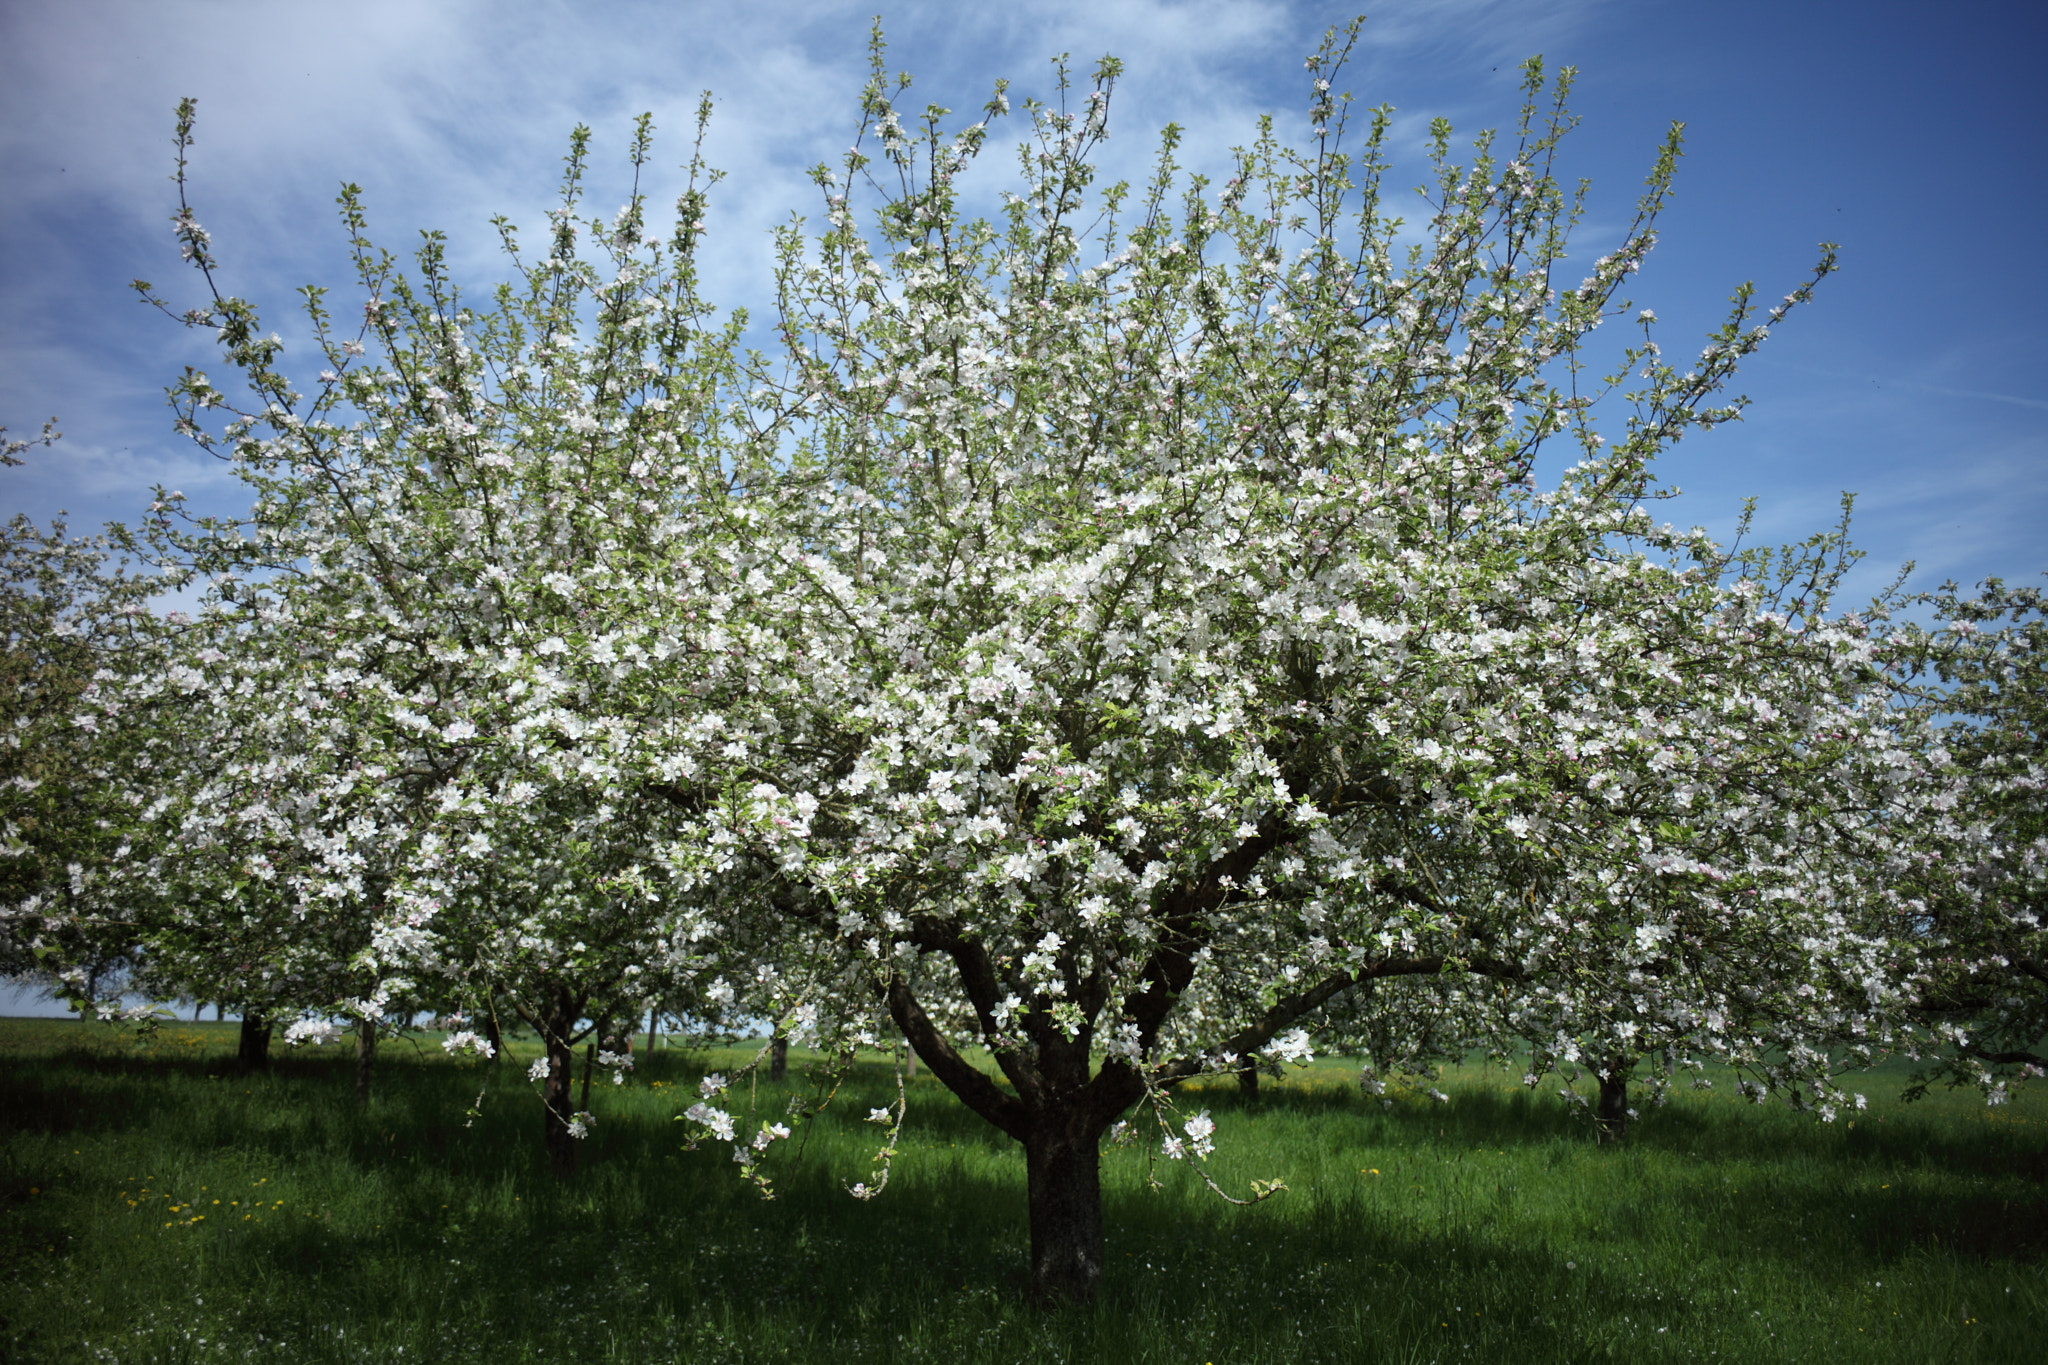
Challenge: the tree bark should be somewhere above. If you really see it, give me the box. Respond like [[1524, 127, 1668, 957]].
[[354, 1019, 377, 1104], [768, 1030, 788, 1082], [480, 1007, 503, 1065], [237, 1013, 273, 1071], [645, 1007, 659, 1059], [1024, 1117, 1107, 1306], [1237, 1061, 1259, 1099], [1595, 1058, 1631, 1144]]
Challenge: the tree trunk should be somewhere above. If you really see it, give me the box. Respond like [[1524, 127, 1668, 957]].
[[1237, 1061, 1259, 1099], [882, 968, 1141, 1307], [769, 1030, 788, 1082], [237, 1013, 273, 1071], [1595, 1059, 1631, 1144], [354, 1020, 377, 1104], [540, 1032, 578, 1178], [1025, 1122, 1106, 1306], [481, 1007, 503, 1065], [645, 1008, 659, 1058]]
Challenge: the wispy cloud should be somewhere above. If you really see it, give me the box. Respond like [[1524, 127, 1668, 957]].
[[2, 0, 2038, 603]]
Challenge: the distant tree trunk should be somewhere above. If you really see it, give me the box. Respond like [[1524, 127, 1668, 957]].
[[193, 1001, 204, 1022], [215, 1003, 225, 1022], [645, 1007, 659, 1058], [480, 1007, 503, 1064], [769, 1029, 788, 1082], [1237, 1061, 1260, 1099], [1595, 1057, 1632, 1144], [354, 1020, 377, 1104], [237, 1013, 273, 1071]]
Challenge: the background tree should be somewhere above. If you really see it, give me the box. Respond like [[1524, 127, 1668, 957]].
[[101, 96, 794, 1174], [1, 426, 166, 1010], [1894, 576, 2047, 1100]]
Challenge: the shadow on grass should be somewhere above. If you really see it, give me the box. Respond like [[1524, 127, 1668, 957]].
[[5, 1042, 2043, 1363]]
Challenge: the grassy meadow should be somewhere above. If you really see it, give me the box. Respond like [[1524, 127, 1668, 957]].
[[0, 1017, 2040, 1364]]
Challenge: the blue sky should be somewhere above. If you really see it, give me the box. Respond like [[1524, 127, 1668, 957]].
[[3, 0, 2044, 1013]]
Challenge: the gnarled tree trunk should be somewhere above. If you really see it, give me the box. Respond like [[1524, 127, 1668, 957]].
[[354, 1019, 377, 1104], [768, 1029, 788, 1082], [481, 1005, 503, 1064], [237, 1013, 273, 1071], [540, 1030, 578, 1177], [884, 972, 1141, 1305], [1024, 1116, 1107, 1304], [1595, 1057, 1632, 1144]]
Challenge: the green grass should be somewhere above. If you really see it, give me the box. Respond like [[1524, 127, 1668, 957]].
[[0, 1018, 2040, 1363]]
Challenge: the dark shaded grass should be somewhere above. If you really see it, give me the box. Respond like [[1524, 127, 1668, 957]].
[[1, 1021, 2041, 1363]]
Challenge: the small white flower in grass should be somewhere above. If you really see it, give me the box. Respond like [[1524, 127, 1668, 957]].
[[527, 1057, 551, 1082]]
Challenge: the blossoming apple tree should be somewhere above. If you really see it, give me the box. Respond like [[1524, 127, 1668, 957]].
[[48, 22, 1965, 1301], [626, 29, 1951, 1299]]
